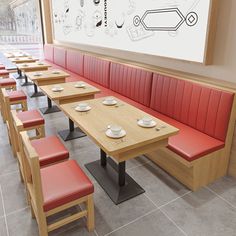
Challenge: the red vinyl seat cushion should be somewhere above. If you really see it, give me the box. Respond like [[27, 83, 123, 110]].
[[7, 90, 27, 102], [16, 110, 44, 128], [31, 136, 69, 167], [0, 78, 16, 86], [41, 160, 94, 212], [0, 70, 9, 76], [0, 65, 5, 70]]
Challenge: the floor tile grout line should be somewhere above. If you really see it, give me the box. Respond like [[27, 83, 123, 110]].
[[0, 185, 10, 236], [144, 193, 189, 236], [158, 191, 192, 210], [206, 186, 236, 210], [159, 209, 188, 236], [6, 206, 29, 217], [104, 208, 158, 236]]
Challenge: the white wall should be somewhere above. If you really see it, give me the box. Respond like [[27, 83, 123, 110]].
[[54, 0, 236, 84]]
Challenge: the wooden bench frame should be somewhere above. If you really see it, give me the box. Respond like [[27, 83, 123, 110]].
[[146, 80, 236, 191], [19, 131, 94, 236]]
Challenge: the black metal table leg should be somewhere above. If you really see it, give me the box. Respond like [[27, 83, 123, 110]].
[[85, 149, 145, 205], [40, 97, 61, 114], [21, 75, 33, 86], [15, 69, 24, 80], [30, 84, 45, 98], [58, 118, 86, 141]]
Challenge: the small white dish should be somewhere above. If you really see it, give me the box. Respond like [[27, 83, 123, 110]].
[[34, 72, 42, 76], [52, 70, 60, 74], [75, 105, 91, 112], [51, 87, 64, 92], [137, 119, 157, 128], [102, 97, 118, 106], [106, 129, 126, 139], [74, 82, 86, 88]]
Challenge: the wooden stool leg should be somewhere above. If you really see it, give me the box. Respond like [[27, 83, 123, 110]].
[[86, 195, 95, 232], [38, 213, 48, 236], [22, 100, 28, 111]]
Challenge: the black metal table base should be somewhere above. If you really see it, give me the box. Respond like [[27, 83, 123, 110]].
[[40, 106, 61, 114], [58, 118, 86, 141], [85, 150, 145, 205], [21, 81, 34, 86], [30, 92, 45, 98], [40, 97, 61, 114], [30, 84, 45, 98], [21, 76, 33, 87], [58, 127, 86, 141]]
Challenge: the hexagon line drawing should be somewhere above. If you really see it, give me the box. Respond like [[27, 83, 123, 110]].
[[133, 8, 198, 31]]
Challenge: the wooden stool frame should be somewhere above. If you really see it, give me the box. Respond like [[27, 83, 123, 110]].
[[19, 131, 95, 236]]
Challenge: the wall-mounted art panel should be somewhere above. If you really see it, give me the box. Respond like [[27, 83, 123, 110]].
[[51, 0, 213, 63]]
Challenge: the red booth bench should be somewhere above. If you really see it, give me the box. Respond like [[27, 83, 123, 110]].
[[43, 44, 236, 191]]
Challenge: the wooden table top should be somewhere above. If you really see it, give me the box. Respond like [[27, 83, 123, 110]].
[[10, 57, 38, 64], [25, 70, 70, 82], [4, 52, 30, 58], [17, 62, 51, 71], [60, 97, 179, 161], [39, 81, 100, 101]]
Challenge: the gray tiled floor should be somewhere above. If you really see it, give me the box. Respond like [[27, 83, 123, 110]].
[[1, 77, 236, 236]]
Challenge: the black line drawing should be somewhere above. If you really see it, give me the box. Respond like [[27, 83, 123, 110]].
[[126, 24, 154, 41], [80, 0, 84, 7], [93, 0, 100, 6], [75, 10, 85, 30], [93, 11, 102, 27], [133, 8, 198, 31]]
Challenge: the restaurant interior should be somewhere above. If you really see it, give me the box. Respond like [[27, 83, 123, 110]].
[[0, 0, 236, 235]]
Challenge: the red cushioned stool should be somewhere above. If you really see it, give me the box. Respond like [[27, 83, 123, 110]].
[[0, 64, 5, 70], [0, 69, 10, 78], [0, 78, 16, 113], [20, 131, 94, 236], [31, 135, 69, 167], [1, 89, 27, 123], [11, 109, 45, 158]]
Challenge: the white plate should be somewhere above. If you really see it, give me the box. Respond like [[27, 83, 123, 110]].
[[106, 129, 126, 139], [52, 71, 60, 74], [75, 106, 91, 112], [34, 73, 42, 76], [74, 83, 86, 88], [51, 87, 64, 92], [137, 120, 157, 128], [102, 100, 118, 106]]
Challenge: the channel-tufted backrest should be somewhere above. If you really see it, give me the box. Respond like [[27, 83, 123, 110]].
[[44, 44, 54, 62], [53, 47, 66, 68], [83, 55, 110, 87], [150, 73, 234, 141], [109, 62, 153, 106], [66, 50, 84, 76]]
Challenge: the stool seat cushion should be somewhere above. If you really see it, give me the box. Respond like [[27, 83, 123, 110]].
[[0, 78, 16, 87], [7, 90, 27, 102], [16, 110, 44, 128], [0, 70, 9, 76], [31, 136, 69, 167], [0, 65, 5, 70], [41, 160, 94, 212]]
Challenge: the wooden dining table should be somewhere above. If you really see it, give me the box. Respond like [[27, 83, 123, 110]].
[[39, 81, 100, 141], [25, 70, 69, 98], [17, 62, 51, 86], [10, 56, 38, 64], [4, 51, 30, 58], [60, 97, 179, 204]]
